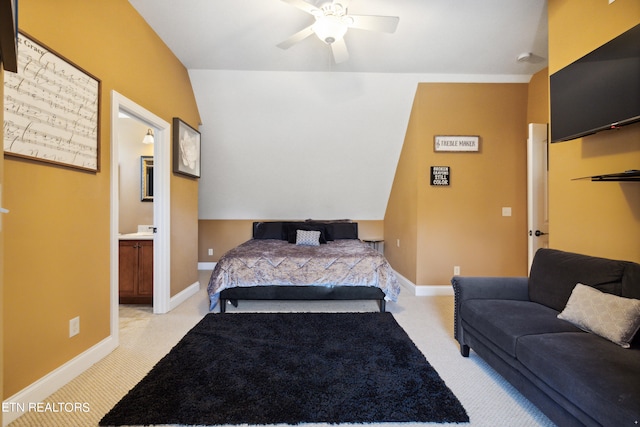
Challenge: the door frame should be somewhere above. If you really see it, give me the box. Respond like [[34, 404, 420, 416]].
[[527, 122, 549, 271], [110, 91, 171, 342]]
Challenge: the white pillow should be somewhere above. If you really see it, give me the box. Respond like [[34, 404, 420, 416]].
[[295, 229, 321, 246], [558, 283, 640, 348]]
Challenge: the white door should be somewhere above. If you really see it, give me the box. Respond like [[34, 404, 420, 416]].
[[527, 123, 549, 271]]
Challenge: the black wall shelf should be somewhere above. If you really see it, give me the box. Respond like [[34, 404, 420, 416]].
[[573, 170, 640, 182]]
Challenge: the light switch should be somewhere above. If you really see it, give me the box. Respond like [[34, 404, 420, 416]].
[[502, 207, 512, 217]]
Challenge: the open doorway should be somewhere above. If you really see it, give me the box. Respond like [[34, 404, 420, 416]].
[[110, 91, 171, 344], [117, 114, 155, 304]]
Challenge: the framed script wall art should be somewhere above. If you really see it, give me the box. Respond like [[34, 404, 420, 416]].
[[3, 33, 101, 172], [172, 118, 201, 178]]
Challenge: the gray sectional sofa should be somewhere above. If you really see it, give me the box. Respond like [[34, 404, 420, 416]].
[[452, 248, 640, 426]]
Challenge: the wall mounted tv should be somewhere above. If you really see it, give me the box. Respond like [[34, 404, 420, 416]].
[[550, 24, 640, 143]]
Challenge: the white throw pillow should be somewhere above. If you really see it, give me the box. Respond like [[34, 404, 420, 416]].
[[558, 283, 640, 348], [296, 229, 321, 246]]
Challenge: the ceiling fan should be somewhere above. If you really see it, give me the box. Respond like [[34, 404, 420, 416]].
[[277, 0, 399, 64]]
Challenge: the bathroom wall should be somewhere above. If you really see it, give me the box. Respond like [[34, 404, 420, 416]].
[[118, 117, 154, 234]]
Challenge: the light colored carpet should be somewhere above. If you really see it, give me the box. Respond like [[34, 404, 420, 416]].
[[8, 271, 556, 427]]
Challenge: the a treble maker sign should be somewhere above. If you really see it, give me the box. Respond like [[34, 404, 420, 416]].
[[434, 135, 480, 152]]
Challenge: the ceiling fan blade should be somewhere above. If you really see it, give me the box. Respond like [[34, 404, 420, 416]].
[[348, 15, 399, 33], [331, 38, 349, 64], [277, 25, 315, 49], [281, 0, 322, 16]]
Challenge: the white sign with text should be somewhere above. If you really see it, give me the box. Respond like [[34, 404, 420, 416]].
[[434, 136, 479, 152]]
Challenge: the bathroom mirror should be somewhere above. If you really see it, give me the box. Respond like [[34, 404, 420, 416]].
[[141, 156, 154, 202]]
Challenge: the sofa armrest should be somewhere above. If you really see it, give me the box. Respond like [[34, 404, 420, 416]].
[[451, 276, 529, 356]]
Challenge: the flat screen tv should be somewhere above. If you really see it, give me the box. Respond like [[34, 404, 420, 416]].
[[550, 24, 640, 143]]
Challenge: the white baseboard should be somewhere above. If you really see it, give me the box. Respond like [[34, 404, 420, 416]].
[[198, 262, 216, 270], [393, 269, 453, 296], [415, 284, 454, 296], [393, 269, 416, 292], [169, 281, 201, 311], [2, 336, 117, 426]]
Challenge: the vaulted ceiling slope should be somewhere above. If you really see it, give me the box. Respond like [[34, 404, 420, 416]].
[[129, 0, 548, 220]]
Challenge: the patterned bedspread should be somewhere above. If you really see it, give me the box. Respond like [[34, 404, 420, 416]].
[[207, 239, 400, 310]]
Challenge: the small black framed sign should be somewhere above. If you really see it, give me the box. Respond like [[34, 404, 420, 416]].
[[430, 166, 450, 186]]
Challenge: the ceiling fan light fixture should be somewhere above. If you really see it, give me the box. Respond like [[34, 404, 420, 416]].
[[277, 0, 399, 63], [313, 15, 348, 44]]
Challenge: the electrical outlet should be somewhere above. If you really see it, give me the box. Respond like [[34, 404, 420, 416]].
[[454, 266, 461, 276], [502, 207, 512, 217], [208, 248, 213, 256], [69, 316, 80, 337]]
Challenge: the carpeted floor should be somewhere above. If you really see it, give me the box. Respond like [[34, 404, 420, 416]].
[[100, 312, 469, 426]]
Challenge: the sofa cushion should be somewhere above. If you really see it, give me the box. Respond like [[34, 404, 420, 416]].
[[558, 283, 640, 348], [622, 261, 640, 300], [461, 299, 582, 357], [529, 248, 628, 312], [517, 332, 640, 426]]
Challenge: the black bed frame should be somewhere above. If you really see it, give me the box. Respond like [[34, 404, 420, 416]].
[[220, 285, 387, 313], [218, 221, 387, 313]]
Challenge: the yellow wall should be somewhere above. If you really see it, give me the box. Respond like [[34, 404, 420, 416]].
[[527, 68, 549, 125], [172, 175, 199, 295], [198, 219, 384, 262], [548, 0, 640, 261], [1, 65, 5, 424], [385, 83, 530, 285], [3, 0, 200, 397], [382, 91, 421, 283]]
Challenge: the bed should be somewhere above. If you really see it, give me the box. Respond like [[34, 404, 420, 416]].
[[207, 221, 400, 312]]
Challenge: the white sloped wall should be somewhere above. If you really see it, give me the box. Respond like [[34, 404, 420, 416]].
[[191, 70, 528, 220]]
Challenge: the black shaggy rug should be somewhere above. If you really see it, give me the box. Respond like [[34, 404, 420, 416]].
[[100, 312, 468, 426]]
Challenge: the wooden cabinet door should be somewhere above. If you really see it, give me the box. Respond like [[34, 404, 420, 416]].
[[138, 240, 154, 298], [119, 240, 153, 304], [119, 241, 138, 298]]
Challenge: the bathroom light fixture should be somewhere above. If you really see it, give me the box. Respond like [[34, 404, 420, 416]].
[[142, 128, 154, 144]]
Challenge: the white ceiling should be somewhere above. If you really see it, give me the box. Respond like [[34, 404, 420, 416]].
[[127, 0, 549, 221], [128, 0, 548, 75]]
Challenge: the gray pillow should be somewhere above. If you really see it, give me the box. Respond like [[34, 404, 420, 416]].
[[558, 283, 640, 348], [295, 230, 321, 246]]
